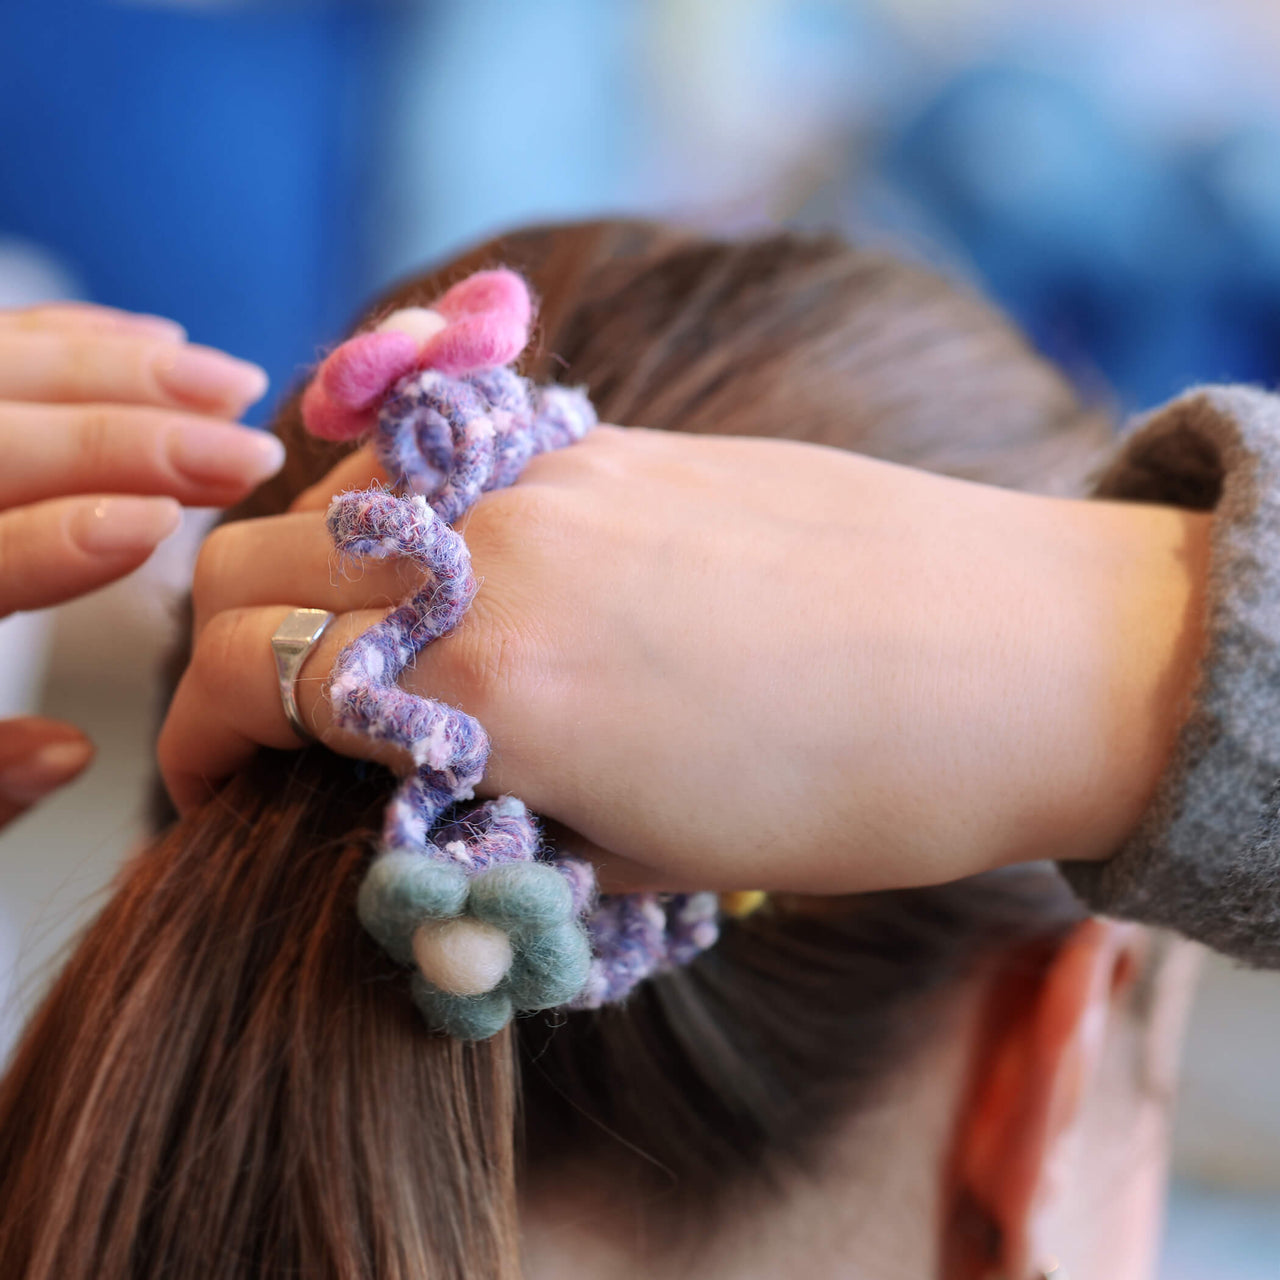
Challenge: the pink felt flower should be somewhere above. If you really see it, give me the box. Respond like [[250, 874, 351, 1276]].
[[302, 269, 534, 441]]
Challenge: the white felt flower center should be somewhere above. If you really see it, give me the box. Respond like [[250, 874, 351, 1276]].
[[412, 918, 514, 996]]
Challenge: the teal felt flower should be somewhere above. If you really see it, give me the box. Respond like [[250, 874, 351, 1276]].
[[357, 852, 591, 1040]]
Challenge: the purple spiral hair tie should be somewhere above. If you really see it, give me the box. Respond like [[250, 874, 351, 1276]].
[[303, 269, 721, 1039]]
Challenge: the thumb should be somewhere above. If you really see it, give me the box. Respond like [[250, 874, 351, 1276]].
[[0, 718, 94, 831]]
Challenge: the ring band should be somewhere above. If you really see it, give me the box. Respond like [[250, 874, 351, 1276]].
[[270, 608, 335, 742]]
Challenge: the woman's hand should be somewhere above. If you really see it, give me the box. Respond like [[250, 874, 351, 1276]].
[[160, 426, 1211, 895], [0, 302, 281, 829]]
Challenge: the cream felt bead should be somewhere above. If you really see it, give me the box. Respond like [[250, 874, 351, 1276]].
[[412, 918, 514, 996], [376, 307, 448, 344]]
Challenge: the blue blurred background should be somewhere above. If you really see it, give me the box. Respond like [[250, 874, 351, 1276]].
[[2, 1, 1278, 1273], [9, 0, 1280, 420]]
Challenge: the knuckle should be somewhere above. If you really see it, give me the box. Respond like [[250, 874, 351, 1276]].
[[441, 595, 539, 717], [129, 340, 165, 401], [190, 607, 253, 701], [75, 406, 119, 474], [191, 524, 239, 605], [577, 423, 636, 461], [467, 483, 568, 561]]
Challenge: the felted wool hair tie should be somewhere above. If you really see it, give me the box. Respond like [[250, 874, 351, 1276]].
[[302, 268, 721, 1039]]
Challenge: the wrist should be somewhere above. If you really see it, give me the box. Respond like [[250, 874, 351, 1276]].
[[1038, 497, 1212, 865]]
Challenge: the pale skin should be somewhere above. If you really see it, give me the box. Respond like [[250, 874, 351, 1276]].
[[161, 421, 1213, 897], [0, 303, 280, 829]]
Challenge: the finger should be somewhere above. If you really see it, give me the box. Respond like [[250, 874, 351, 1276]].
[[0, 331, 267, 416], [159, 605, 391, 812], [291, 445, 389, 512], [0, 302, 186, 343], [0, 403, 285, 511], [0, 494, 180, 617], [160, 594, 507, 812], [191, 512, 423, 636], [0, 717, 94, 830]]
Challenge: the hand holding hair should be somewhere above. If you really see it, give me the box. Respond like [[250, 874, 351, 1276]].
[[0, 302, 280, 829], [162, 399, 1212, 898]]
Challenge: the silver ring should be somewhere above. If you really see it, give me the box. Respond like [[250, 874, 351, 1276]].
[[270, 608, 334, 742]]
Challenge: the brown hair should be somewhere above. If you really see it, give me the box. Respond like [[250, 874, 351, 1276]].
[[0, 221, 1114, 1278]]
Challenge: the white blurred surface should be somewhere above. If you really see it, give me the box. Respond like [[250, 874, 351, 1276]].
[[0, 612, 52, 719]]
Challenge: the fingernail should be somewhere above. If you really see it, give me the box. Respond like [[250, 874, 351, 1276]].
[[0, 740, 94, 806], [155, 345, 269, 411], [169, 422, 286, 488], [70, 496, 181, 557]]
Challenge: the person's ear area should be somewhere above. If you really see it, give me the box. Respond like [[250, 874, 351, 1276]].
[[950, 918, 1147, 1278]]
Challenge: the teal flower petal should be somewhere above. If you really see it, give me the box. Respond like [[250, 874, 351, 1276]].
[[506, 921, 592, 1010], [411, 976, 514, 1041], [357, 852, 469, 965], [468, 861, 574, 933]]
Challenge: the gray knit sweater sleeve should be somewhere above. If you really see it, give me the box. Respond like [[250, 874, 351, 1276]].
[[1059, 385, 1280, 966]]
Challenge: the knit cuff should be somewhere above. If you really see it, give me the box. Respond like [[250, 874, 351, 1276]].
[[1060, 385, 1280, 967]]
